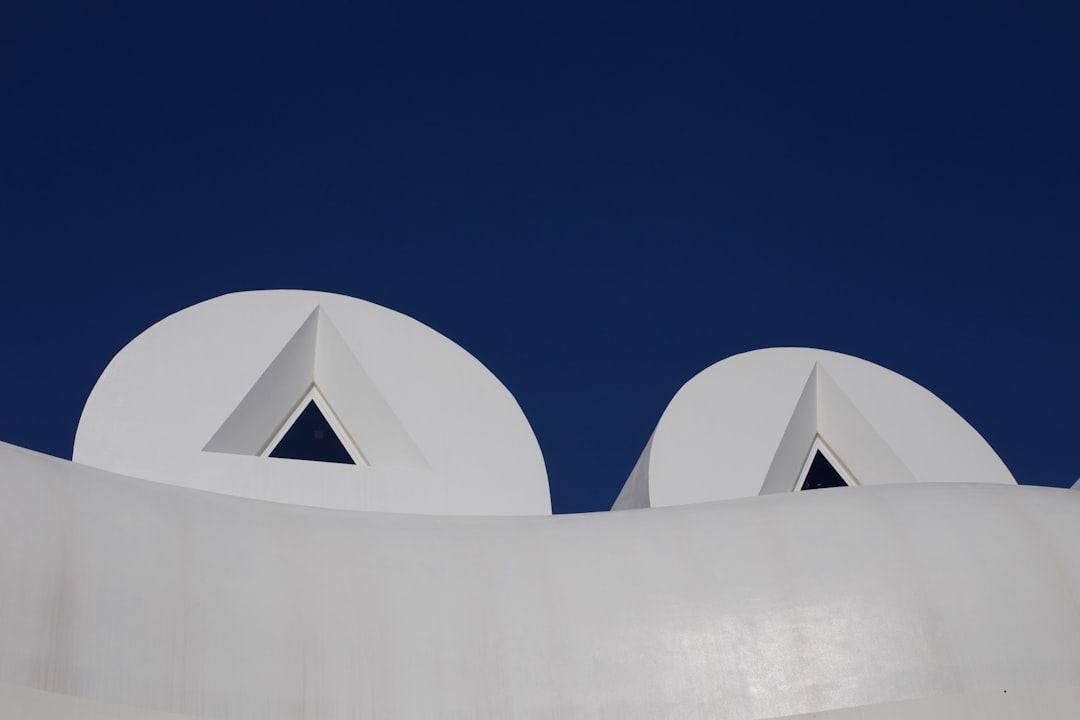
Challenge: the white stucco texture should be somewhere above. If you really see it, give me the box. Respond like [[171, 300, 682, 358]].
[[73, 290, 550, 515], [614, 348, 1015, 509]]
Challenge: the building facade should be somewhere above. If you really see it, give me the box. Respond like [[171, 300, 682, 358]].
[[1, 290, 1078, 719]]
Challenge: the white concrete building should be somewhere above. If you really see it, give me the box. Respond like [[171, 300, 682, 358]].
[[1, 290, 1078, 719]]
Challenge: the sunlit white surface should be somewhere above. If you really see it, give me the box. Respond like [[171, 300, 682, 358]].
[[73, 290, 550, 516], [614, 348, 1015, 509], [3, 441, 1078, 719]]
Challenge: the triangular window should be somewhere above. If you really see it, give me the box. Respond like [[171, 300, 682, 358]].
[[269, 400, 356, 465], [794, 437, 855, 491], [799, 450, 848, 490], [204, 306, 424, 468]]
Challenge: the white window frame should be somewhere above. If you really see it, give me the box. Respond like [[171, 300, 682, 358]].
[[259, 384, 369, 466], [794, 435, 857, 491]]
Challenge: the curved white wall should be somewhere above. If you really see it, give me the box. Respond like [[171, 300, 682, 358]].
[[2, 442, 1077, 719], [73, 291, 550, 516]]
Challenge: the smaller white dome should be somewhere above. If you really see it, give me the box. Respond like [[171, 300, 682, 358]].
[[614, 347, 1015, 509]]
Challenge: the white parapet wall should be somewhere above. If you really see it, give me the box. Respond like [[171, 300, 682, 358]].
[[2, 441, 1078, 719]]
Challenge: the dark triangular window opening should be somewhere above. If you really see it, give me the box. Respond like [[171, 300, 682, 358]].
[[800, 450, 848, 491], [269, 400, 355, 465]]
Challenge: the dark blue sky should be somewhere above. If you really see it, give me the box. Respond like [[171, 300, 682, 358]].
[[2, 3, 1077, 512]]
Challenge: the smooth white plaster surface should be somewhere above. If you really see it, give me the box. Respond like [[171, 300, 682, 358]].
[[614, 348, 1016, 509], [2, 441, 1079, 720], [10, 294, 1072, 718], [73, 291, 550, 516]]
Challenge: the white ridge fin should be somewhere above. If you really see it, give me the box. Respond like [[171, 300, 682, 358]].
[[204, 306, 428, 468]]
